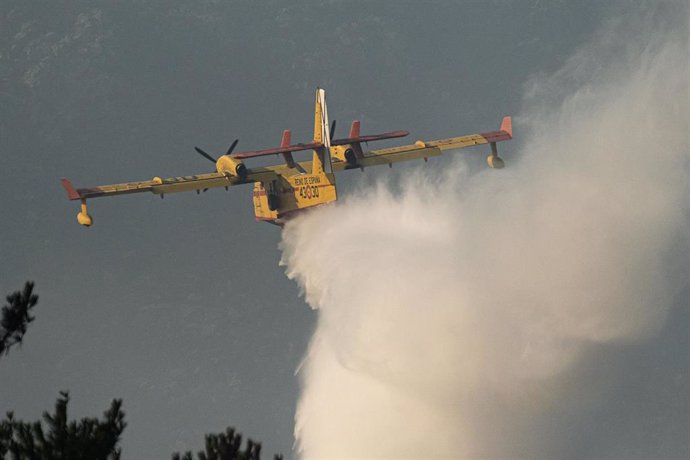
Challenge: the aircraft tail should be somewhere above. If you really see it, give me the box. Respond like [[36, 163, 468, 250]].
[[311, 88, 334, 174], [313, 88, 331, 148]]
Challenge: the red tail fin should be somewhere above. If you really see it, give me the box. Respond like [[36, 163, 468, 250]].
[[280, 129, 291, 148], [349, 121, 360, 138], [280, 130, 296, 168]]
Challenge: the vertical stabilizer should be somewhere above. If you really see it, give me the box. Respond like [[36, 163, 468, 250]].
[[312, 88, 333, 174], [313, 88, 331, 148]]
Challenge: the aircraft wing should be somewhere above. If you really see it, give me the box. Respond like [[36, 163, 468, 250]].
[[61, 168, 278, 201], [334, 116, 512, 170]]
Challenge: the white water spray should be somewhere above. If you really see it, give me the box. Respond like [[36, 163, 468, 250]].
[[281, 7, 688, 459]]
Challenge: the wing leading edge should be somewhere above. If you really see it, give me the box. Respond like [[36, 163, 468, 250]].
[[61, 168, 279, 202]]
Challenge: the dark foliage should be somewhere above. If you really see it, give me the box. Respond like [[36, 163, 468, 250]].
[[0, 283, 281, 459], [172, 427, 283, 460], [0, 392, 126, 460], [0, 281, 38, 356]]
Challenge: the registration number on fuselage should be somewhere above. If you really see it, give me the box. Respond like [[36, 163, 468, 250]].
[[292, 175, 322, 200]]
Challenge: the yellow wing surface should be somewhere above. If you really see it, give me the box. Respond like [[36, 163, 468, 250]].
[[332, 116, 513, 170], [61, 169, 276, 201], [61, 167, 279, 226]]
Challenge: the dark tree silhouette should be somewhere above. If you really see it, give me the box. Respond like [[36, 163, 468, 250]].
[[1, 285, 127, 459], [0, 281, 38, 356], [171, 427, 283, 460], [0, 283, 281, 459], [0, 391, 126, 459]]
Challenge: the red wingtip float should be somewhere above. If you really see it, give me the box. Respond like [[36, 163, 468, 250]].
[[62, 88, 512, 227]]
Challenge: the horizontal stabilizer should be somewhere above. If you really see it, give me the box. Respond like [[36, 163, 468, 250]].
[[232, 142, 325, 159], [331, 130, 409, 146]]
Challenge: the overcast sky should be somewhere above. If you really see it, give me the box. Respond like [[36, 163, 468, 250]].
[[0, 1, 687, 459]]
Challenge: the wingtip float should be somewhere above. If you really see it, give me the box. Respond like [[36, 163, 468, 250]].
[[62, 89, 512, 227]]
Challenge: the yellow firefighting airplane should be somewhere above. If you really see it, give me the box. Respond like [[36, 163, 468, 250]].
[[62, 89, 512, 226]]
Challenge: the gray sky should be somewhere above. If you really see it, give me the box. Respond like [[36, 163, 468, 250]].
[[0, 1, 687, 459]]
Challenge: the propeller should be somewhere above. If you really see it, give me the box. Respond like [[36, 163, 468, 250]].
[[194, 146, 216, 164], [329, 119, 336, 140], [194, 138, 239, 164], [226, 139, 239, 156]]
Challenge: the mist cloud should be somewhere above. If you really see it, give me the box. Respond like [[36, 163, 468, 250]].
[[281, 5, 688, 458]]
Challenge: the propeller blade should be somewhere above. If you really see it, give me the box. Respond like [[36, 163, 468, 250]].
[[226, 139, 239, 156], [194, 146, 217, 163], [329, 119, 336, 140]]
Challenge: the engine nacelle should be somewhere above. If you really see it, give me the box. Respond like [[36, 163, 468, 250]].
[[344, 148, 357, 166], [487, 155, 505, 169], [216, 155, 248, 179], [330, 145, 360, 167]]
